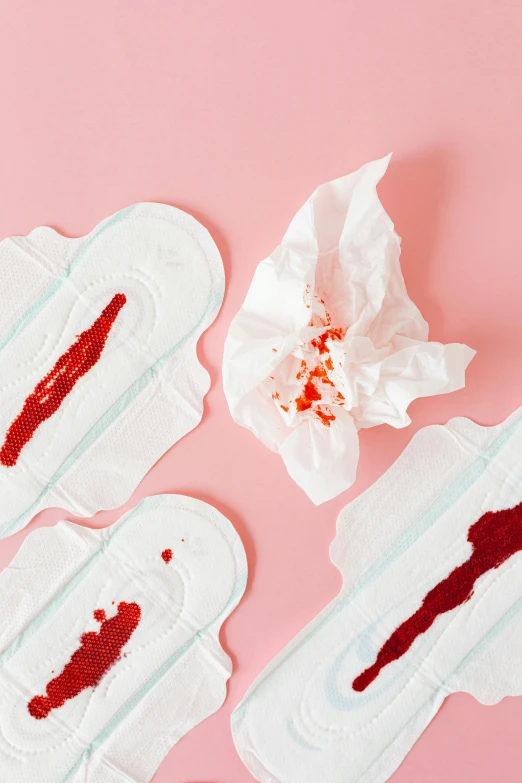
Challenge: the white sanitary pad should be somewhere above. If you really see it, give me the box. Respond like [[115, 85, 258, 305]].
[[0, 494, 247, 783], [0, 204, 224, 537], [223, 156, 474, 504], [232, 406, 522, 783]]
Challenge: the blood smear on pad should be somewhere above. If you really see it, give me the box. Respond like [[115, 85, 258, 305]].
[[27, 601, 141, 720], [0, 293, 126, 467], [352, 501, 522, 691]]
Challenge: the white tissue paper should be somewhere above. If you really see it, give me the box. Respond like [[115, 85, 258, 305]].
[[0, 493, 247, 783], [0, 204, 224, 538], [232, 406, 522, 783], [223, 155, 475, 504]]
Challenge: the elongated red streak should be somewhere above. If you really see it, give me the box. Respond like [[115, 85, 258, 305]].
[[0, 293, 126, 467], [28, 601, 141, 719], [352, 501, 522, 692]]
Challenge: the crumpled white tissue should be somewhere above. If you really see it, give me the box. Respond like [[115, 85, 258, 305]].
[[223, 155, 475, 504], [0, 494, 247, 783], [231, 406, 522, 783], [0, 204, 224, 537]]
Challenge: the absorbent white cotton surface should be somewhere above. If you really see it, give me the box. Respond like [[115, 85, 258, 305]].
[[223, 155, 475, 504], [232, 406, 522, 783], [0, 203, 224, 538], [0, 494, 247, 783]]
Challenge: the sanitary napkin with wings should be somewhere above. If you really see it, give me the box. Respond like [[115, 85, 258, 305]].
[[0, 204, 224, 537], [223, 155, 474, 504], [0, 494, 247, 783], [232, 406, 522, 783]]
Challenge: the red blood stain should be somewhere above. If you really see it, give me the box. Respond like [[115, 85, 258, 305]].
[[293, 337, 342, 425], [0, 294, 126, 467], [295, 379, 322, 412], [310, 365, 334, 385], [273, 294, 346, 427], [308, 295, 331, 328], [27, 601, 141, 719], [352, 502, 522, 692], [161, 548, 173, 563], [310, 327, 345, 354], [315, 410, 336, 426], [296, 360, 307, 380], [93, 609, 106, 623], [290, 300, 346, 426]]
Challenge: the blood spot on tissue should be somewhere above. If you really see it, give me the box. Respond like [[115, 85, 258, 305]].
[[27, 601, 141, 720], [292, 341, 343, 426], [161, 548, 173, 563], [310, 327, 345, 355], [93, 609, 106, 623], [0, 293, 127, 467], [352, 502, 522, 692], [272, 348, 278, 352], [315, 410, 336, 426], [310, 365, 334, 385], [271, 291, 347, 428], [295, 379, 322, 412]]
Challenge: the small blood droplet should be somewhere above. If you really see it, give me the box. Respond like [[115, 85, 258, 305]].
[[161, 548, 173, 563]]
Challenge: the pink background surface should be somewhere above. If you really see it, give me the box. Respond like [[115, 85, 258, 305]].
[[0, 1, 522, 781]]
